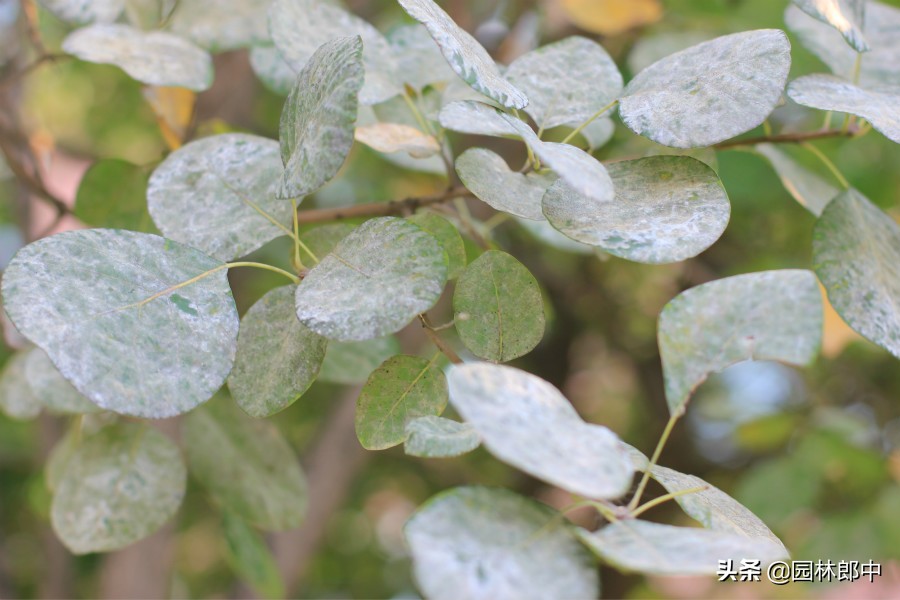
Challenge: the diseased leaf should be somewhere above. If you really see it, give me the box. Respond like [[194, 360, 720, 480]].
[[579, 117, 616, 151], [453, 251, 545, 362], [222, 512, 285, 600], [543, 156, 730, 264], [577, 521, 787, 575], [405, 487, 598, 600], [269, 0, 399, 104], [517, 217, 594, 254], [397, 0, 528, 109], [38, 0, 123, 24], [228, 286, 327, 418], [787, 75, 900, 144], [249, 44, 296, 96], [0, 350, 41, 420], [168, 0, 269, 52], [813, 189, 900, 358], [1, 229, 239, 418], [51, 423, 186, 554], [61, 24, 213, 91], [455, 147, 555, 221], [792, 0, 869, 52], [506, 36, 622, 130], [658, 270, 822, 417], [448, 363, 634, 499], [24, 348, 101, 414], [407, 212, 466, 279], [785, 2, 900, 88], [388, 24, 456, 90], [355, 123, 440, 158], [278, 36, 363, 199], [299, 223, 356, 260], [755, 143, 839, 216], [75, 159, 155, 233], [627, 31, 713, 75], [620, 30, 791, 148], [404, 416, 480, 458], [438, 100, 521, 137], [318, 336, 401, 384], [185, 399, 308, 530], [148, 134, 291, 261], [355, 354, 448, 450], [295, 217, 447, 341], [560, 0, 662, 36], [362, 95, 448, 175]]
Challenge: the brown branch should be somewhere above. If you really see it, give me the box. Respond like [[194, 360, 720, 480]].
[[712, 126, 859, 150], [296, 186, 470, 224], [419, 314, 463, 364]]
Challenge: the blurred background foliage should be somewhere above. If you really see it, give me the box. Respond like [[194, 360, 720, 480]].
[[2, 0, 900, 598]]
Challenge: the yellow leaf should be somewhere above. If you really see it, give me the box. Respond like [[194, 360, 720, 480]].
[[354, 123, 441, 159], [559, 0, 662, 36], [142, 86, 196, 150], [820, 282, 861, 358]]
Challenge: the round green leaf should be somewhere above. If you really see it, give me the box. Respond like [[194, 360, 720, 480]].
[[404, 416, 480, 458], [228, 286, 327, 418], [542, 156, 730, 264], [658, 270, 822, 417], [448, 363, 634, 499], [0, 350, 41, 420], [168, 0, 269, 52], [453, 250, 545, 362], [25, 348, 101, 414], [37, 0, 123, 24], [148, 134, 290, 262], [295, 217, 447, 341], [577, 521, 787, 576], [755, 143, 839, 216], [1, 229, 239, 418], [185, 399, 308, 530], [407, 212, 466, 279], [791, 0, 868, 52], [61, 24, 213, 91], [318, 336, 401, 385], [75, 159, 155, 233], [51, 423, 187, 554], [620, 30, 791, 148], [397, 0, 527, 109], [278, 36, 363, 199], [813, 189, 900, 358], [455, 148, 555, 221], [355, 354, 448, 450], [405, 487, 598, 600]]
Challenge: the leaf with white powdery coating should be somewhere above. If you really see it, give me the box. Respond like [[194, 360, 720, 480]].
[[407, 212, 466, 280], [620, 29, 791, 148], [404, 416, 480, 458], [185, 399, 308, 530], [249, 44, 296, 96], [453, 250, 545, 362], [577, 520, 787, 575], [506, 36, 622, 130], [355, 354, 448, 450], [1, 229, 239, 418], [755, 143, 839, 216], [0, 350, 41, 420], [543, 156, 730, 264], [398, 0, 528, 109], [448, 363, 634, 499], [24, 348, 101, 414], [278, 36, 363, 199], [792, 0, 869, 52], [813, 189, 900, 359], [788, 75, 900, 144], [405, 487, 598, 600], [295, 217, 447, 341], [228, 286, 327, 418], [168, 0, 269, 52], [37, 0, 123, 24], [148, 134, 291, 262], [51, 423, 186, 554], [61, 24, 213, 91], [438, 100, 521, 137], [456, 148, 555, 221], [389, 24, 456, 90], [658, 270, 822, 417]]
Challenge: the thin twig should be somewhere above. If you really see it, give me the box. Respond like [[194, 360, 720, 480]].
[[296, 187, 470, 224], [712, 126, 859, 150], [418, 314, 462, 364]]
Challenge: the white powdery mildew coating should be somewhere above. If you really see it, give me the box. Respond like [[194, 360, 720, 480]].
[[295, 217, 447, 341], [650, 465, 788, 553], [279, 36, 363, 199], [788, 74, 900, 144], [389, 24, 456, 91], [620, 29, 791, 148], [148, 133, 290, 262], [756, 143, 838, 217], [792, 0, 869, 52], [228, 286, 327, 418], [38, 0, 123, 24], [1, 229, 239, 418], [455, 148, 555, 220], [0, 350, 41, 420], [516, 217, 593, 254], [168, 0, 269, 52], [506, 36, 623, 130], [61, 24, 213, 91], [542, 156, 730, 264], [658, 269, 822, 417], [249, 44, 297, 96], [269, 0, 399, 104], [24, 347, 101, 414], [404, 416, 480, 458], [405, 487, 599, 600], [51, 424, 186, 554], [813, 189, 900, 358], [577, 521, 787, 576], [398, 0, 528, 109], [448, 363, 634, 499], [786, 2, 900, 89], [438, 100, 521, 137]]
